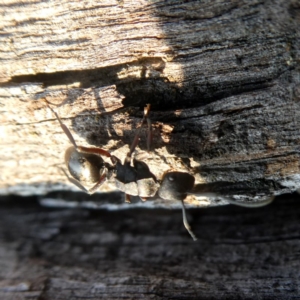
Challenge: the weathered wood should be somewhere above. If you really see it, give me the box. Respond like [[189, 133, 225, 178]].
[[0, 0, 300, 207], [2, 2, 300, 299], [0, 193, 299, 299]]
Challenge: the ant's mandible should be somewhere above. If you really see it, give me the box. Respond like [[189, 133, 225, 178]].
[[47, 103, 197, 241]]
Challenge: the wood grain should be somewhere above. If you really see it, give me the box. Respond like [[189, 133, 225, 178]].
[[0, 193, 299, 299], [0, 0, 300, 207]]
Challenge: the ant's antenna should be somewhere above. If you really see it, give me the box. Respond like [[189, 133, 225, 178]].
[[181, 200, 197, 241]]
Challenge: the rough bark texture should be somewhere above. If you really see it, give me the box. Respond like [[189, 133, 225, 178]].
[[1, 1, 300, 298], [1, 0, 300, 207], [0, 193, 300, 299]]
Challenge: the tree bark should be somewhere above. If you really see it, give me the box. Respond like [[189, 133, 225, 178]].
[[1, 2, 300, 203], [0, 193, 300, 299], [1, 1, 300, 299]]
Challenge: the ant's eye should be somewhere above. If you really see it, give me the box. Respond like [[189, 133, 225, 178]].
[[168, 175, 174, 181], [79, 158, 86, 163]]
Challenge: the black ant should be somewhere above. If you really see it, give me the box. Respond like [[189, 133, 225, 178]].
[[47, 103, 197, 240]]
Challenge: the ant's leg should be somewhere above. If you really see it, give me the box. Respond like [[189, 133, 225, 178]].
[[128, 104, 152, 158], [125, 193, 131, 203], [140, 197, 147, 202], [47, 103, 113, 160], [47, 103, 78, 148], [77, 146, 111, 158], [87, 170, 107, 194], [181, 200, 197, 241], [61, 167, 107, 194], [60, 168, 88, 193], [146, 112, 152, 152]]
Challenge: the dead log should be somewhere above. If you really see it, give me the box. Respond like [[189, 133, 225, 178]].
[[1, 1, 300, 299], [0, 193, 299, 299], [0, 1, 300, 207]]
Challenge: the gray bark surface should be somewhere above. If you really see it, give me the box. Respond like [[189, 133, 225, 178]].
[[0, 193, 299, 299]]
